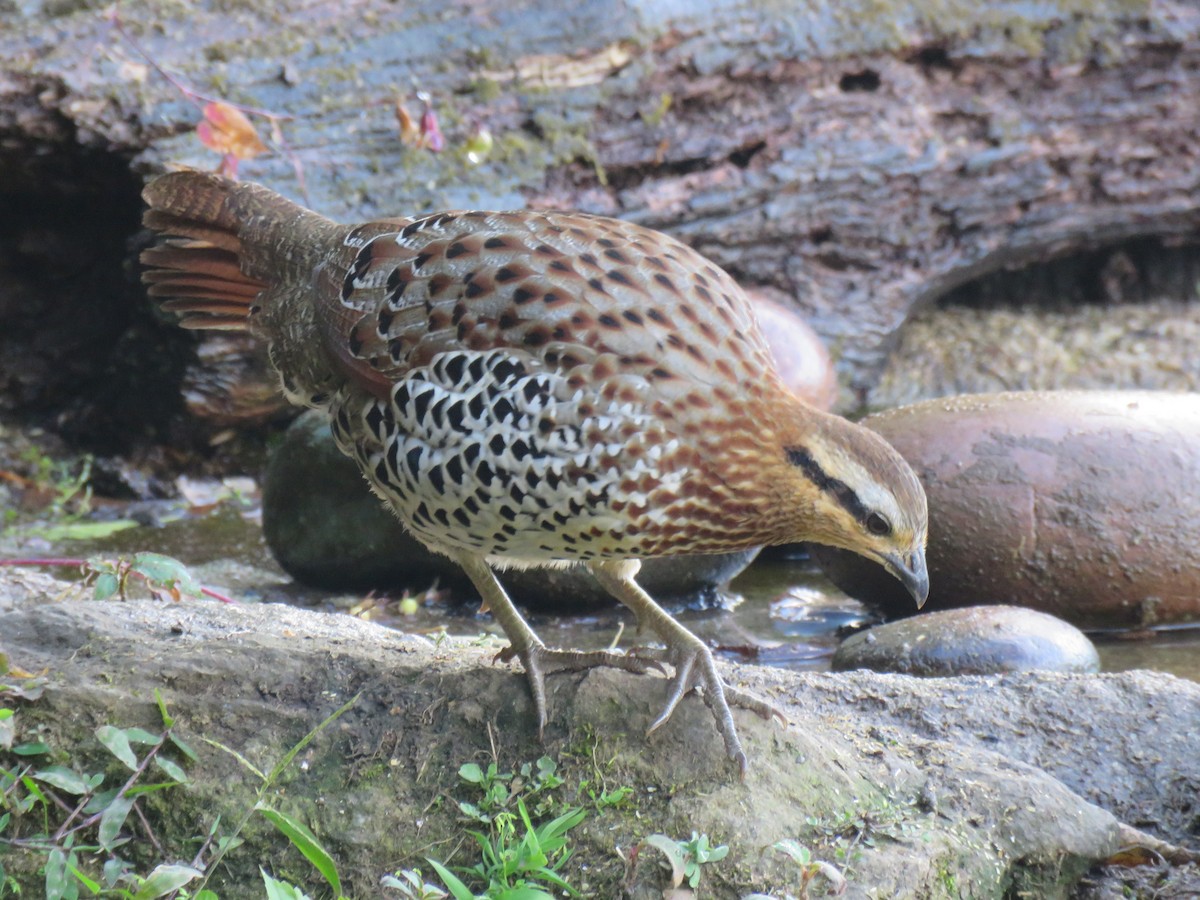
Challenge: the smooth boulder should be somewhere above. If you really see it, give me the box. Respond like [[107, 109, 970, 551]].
[[832, 605, 1100, 676], [814, 391, 1200, 628], [746, 289, 839, 411]]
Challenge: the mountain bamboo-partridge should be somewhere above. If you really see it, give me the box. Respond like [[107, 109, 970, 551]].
[[142, 172, 929, 771]]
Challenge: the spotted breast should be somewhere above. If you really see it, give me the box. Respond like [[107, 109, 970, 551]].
[[318, 209, 783, 565]]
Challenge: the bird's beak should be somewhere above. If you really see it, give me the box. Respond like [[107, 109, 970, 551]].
[[882, 548, 929, 609]]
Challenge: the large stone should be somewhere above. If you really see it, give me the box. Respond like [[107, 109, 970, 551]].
[[4, 584, 1197, 897], [262, 410, 757, 607], [814, 391, 1200, 629], [832, 605, 1100, 676], [745, 288, 838, 411]]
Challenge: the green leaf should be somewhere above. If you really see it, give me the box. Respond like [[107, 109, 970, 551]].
[[459, 763, 484, 784], [124, 727, 162, 745], [169, 733, 197, 761], [38, 519, 138, 542], [32, 766, 91, 795], [154, 756, 188, 784], [19, 774, 47, 807], [98, 795, 134, 851], [103, 857, 130, 888], [66, 863, 101, 892], [202, 737, 265, 781], [266, 693, 360, 785], [93, 571, 120, 600], [257, 805, 342, 896], [96, 726, 138, 770], [536, 806, 585, 844], [773, 838, 811, 865], [260, 869, 311, 900], [426, 858, 479, 900], [123, 781, 181, 799], [595, 786, 633, 808], [45, 847, 71, 900], [498, 888, 556, 900], [458, 800, 488, 822], [129, 553, 201, 596], [13, 741, 50, 756], [131, 864, 203, 899], [705, 843, 729, 863]]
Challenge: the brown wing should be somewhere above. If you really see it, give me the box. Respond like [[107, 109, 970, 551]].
[[313, 209, 780, 402]]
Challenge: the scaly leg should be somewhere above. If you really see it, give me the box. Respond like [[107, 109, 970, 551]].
[[454, 554, 659, 737], [589, 558, 784, 773]]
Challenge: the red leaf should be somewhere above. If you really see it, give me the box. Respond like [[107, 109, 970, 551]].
[[197, 102, 268, 161]]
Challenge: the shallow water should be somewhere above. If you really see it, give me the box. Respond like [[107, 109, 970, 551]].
[[1093, 630, 1200, 683], [10, 501, 1200, 683]]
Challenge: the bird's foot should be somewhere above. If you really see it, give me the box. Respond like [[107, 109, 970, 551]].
[[631, 640, 785, 775], [495, 642, 665, 739]]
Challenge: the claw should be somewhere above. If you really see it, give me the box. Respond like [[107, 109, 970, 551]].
[[497, 642, 665, 737], [641, 636, 783, 774]]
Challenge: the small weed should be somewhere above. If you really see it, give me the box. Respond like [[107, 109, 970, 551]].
[[199, 693, 361, 899], [0, 689, 197, 898], [0, 553, 234, 604], [0, 449, 140, 541], [18, 447, 93, 517], [0, 673, 358, 899], [388, 755, 586, 899], [453, 799, 585, 898], [742, 838, 846, 898], [638, 831, 729, 891], [381, 866, 448, 899], [804, 795, 920, 872], [588, 784, 633, 810], [88, 552, 203, 602], [456, 756, 564, 823]]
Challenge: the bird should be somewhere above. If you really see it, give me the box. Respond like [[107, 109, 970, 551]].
[[141, 171, 929, 772]]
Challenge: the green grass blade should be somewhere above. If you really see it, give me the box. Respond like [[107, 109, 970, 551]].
[[257, 805, 342, 896], [266, 693, 360, 786], [426, 858, 479, 900]]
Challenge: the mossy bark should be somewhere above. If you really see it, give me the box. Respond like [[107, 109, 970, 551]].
[[2, 0, 1199, 431]]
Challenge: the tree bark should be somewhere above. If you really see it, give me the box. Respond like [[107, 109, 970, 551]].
[[2, 0, 1199, 432]]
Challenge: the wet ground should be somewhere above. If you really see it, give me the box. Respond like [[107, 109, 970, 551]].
[[4, 486, 1198, 685]]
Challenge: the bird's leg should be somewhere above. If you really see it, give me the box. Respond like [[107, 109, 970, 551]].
[[589, 559, 784, 773], [454, 554, 661, 738]]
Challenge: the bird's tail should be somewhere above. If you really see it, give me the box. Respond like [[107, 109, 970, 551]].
[[140, 171, 333, 331]]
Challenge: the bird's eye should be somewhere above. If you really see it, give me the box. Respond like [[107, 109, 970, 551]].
[[866, 512, 892, 536]]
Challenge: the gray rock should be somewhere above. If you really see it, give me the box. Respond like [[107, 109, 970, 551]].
[[262, 410, 757, 607], [831, 605, 1100, 676], [5, 583, 1198, 897]]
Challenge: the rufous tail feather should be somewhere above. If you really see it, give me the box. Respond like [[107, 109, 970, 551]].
[[140, 175, 267, 331]]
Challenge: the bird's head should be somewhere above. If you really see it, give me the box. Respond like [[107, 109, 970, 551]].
[[770, 410, 929, 607]]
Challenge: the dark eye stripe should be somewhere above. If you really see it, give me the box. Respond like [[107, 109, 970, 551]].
[[786, 446, 871, 524]]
